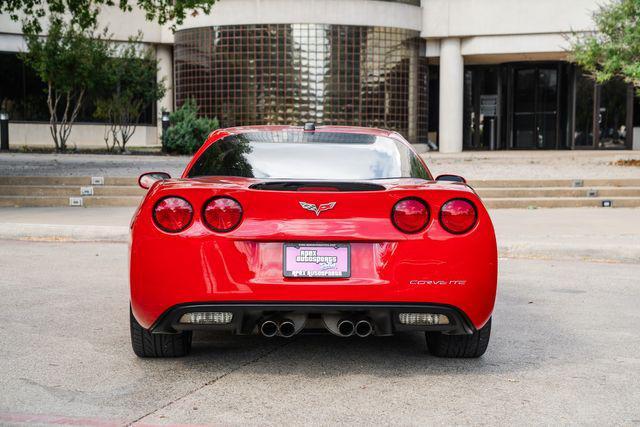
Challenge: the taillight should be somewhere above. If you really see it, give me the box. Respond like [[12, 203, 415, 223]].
[[439, 199, 477, 234], [203, 197, 243, 232], [391, 198, 430, 233], [153, 197, 193, 233]]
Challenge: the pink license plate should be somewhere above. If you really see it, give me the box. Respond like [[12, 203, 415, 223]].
[[283, 243, 351, 278]]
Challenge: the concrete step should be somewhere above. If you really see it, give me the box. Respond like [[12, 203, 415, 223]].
[[0, 176, 137, 186], [83, 196, 143, 207], [484, 197, 640, 208], [0, 185, 145, 197], [469, 179, 640, 188], [477, 187, 640, 198], [2, 176, 640, 189], [1, 176, 640, 209], [0, 196, 72, 208], [2, 194, 639, 209], [0, 196, 143, 208]]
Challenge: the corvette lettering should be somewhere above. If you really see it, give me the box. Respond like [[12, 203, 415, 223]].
[[409, 280, 467, 286]]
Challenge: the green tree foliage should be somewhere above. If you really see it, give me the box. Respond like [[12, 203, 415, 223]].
[[164, 99, 220, 154], [95, 36, 166, 152], [2, 0, 218, 34], [572, 0, 640, 90], [21, 15, 112, 151]]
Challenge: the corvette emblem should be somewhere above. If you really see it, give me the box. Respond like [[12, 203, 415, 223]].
[[299, 201, 336, 216]]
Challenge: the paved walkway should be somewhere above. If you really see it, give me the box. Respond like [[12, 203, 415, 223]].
[[1, 150, 640, 179], [0, 206, 638, 262]]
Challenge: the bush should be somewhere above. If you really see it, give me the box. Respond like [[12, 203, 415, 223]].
[[163, 99, 219, 154]]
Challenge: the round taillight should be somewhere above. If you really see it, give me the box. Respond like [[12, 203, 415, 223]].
[[391, 198, 430, 234], [153, 197, 193, 233], [203, 197, 243, 232], [439, 199, 477, 234]]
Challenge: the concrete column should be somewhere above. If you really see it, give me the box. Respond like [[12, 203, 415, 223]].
[[156, 44, 174, 145], [438, 38, 464, 153], [407, 43, 419, 144]]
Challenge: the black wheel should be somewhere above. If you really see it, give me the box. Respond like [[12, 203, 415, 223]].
[[130, 308, 192, 358], [426, 317, 491, 358]]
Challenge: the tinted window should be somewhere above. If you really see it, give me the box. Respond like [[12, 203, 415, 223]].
[[187, 132, 430, 180]]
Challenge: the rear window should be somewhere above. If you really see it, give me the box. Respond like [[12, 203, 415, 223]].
[[187, 131, 430, 180]]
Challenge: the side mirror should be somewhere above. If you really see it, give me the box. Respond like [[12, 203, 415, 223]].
[[435, 174, 467, 184], [138, 172, 171, 189]]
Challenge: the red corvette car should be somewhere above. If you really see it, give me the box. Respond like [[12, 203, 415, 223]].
[[130, 125, 497, 358]]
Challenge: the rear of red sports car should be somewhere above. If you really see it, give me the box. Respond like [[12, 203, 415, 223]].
[[130, 125, 497, 358]]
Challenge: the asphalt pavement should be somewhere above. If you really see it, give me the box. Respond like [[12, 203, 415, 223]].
[[0, 240, 639, 425]]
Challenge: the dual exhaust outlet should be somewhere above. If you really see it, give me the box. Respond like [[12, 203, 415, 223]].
[[259, 316, 373, 338], [260, 319, 297, 338], [337, 318, 373, 338]]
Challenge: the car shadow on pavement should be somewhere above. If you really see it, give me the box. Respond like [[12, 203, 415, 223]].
[[181, 312, 560, 378]]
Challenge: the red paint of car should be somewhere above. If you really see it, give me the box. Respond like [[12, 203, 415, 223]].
[[130, 125, 497, 358]]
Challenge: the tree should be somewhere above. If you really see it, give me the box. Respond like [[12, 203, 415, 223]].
[[95, 37, 166, 152], [164, 99, 219, 154], [571, 0, 640, 90], [1, 0, 218, 34], [20, 15, 112, 151]]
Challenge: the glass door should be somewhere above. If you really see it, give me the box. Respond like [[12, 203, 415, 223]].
[[571, 69, 632, 150], [463, 66, 500, 150], [512, 66, 559, 149], [573, 71, 595, 147], [598, 78, 630, 149]]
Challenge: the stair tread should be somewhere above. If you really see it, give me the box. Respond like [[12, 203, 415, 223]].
[[483, 196, 640, 200], [0, 195, 142, 199], [477, 186, 640, 190]]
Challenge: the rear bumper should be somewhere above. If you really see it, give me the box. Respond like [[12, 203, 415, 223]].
[[149, 302, 476, 336]]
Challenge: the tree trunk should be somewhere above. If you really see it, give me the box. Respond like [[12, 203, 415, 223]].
[[46, 83, 61, 151]]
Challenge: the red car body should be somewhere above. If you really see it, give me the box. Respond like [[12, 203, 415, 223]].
[[130, 125, 497, 358]]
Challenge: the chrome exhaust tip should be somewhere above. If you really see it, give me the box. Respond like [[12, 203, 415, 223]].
[[337, 319, 355, 337], [260, 320, 278, 338], [355, 319, 373, 337], [278, 320, 296, 338]]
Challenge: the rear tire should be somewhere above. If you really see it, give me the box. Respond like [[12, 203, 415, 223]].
[[130, 308, 192, 357], [426, 317, 491, 358]]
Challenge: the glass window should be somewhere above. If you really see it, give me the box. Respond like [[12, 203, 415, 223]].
[[174, 24, 428, 143], [574, 71, 594, 147], [187, 131, 430, 180], [0, 52, 156, 125], [0, 52, 49, 121], [598, 78, 629, 149]]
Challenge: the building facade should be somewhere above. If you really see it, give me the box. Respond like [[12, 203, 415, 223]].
[[0, 0, 638, 151]]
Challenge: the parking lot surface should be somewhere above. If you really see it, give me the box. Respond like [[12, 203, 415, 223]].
[[1, 240, 639, 425]]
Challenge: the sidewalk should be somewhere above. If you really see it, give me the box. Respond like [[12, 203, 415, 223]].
[[0, 206, 638, 262]]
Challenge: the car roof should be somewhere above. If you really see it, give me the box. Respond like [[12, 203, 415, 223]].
[[214, 125, 400, 139]]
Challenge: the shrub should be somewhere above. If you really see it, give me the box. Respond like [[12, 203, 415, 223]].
[[164, 99, 219, 154]]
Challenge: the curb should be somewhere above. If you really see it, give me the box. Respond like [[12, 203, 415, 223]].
[[0, 223, 129, 242], [497, 240, 640, 263], [1, 223, 639, 263]]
